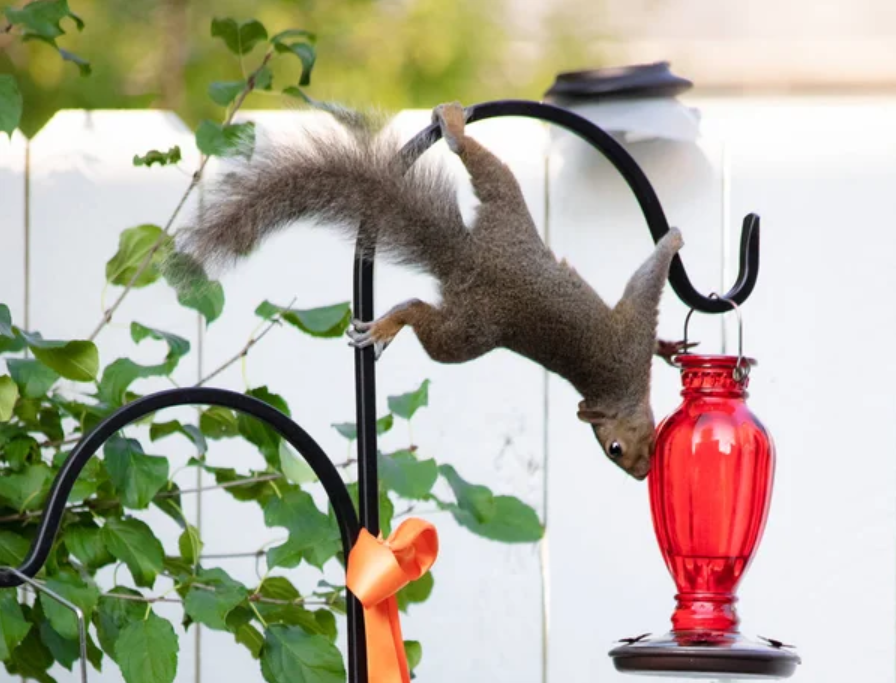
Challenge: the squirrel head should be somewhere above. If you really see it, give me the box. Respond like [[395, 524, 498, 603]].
[[577, 399, 655, 480]]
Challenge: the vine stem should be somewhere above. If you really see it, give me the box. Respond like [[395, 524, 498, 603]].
[[87, 49, 275, 343], [195, 294, 296, 387]]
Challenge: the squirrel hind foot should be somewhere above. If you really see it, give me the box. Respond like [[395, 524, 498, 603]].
[[432, 102, 468, 154], [346, 317, 406, 360]]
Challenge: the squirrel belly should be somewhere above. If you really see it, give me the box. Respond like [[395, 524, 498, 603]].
[[184, 101, 688, 480]]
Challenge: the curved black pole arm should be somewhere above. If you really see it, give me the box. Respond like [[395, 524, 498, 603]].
[[397, 99, 760, 314], [0, 387, 367, 683]]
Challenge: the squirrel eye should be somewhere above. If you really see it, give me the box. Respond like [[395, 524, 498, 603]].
[[608, 441, 623, 459]]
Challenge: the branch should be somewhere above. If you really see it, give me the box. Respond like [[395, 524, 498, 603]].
[[87, 49, 275, 342], [195, 317, 280, 387]]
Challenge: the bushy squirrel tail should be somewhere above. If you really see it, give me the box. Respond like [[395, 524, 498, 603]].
[[180, 113, 471, 281]]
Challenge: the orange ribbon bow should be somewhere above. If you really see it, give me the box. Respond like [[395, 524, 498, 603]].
[[346, 518, 439, 683]]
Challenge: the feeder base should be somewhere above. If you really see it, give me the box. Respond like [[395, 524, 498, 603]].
[[609, 631, 800, 679]]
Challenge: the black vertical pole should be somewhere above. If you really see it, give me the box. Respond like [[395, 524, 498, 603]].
[[353, 250, 379, 536]]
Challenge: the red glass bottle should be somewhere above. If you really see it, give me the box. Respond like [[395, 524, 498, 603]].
[[610, 354, 800, 678], [650, 353, 773, 637]]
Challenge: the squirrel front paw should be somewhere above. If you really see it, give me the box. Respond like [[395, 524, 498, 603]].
[[432, 102, 468, 154]]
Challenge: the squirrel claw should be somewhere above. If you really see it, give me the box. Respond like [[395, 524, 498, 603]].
[[655, 339, 698, 367], [346, 327, 390, 360], [351, 318, 373, 332]]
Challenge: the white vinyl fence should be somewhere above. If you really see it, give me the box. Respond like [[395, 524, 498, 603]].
[[2, 95, 896, 683]]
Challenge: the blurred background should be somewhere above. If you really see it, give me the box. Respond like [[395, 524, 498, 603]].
[[5, 0, 896, 137]]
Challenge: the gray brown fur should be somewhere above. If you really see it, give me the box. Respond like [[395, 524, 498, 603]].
[[182, 102, 686, 480]]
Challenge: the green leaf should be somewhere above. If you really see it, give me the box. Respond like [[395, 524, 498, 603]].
[[37, 618, 102, 671], [178, 524, 203, 566], [273, 41, 316, 86], [58, 47, 91, 76], [38, 405, 63, 441], [150, 420, 207, 454], [388, 380, 430, 420], [255, 300, 351, 338], [38, 620, 86, 670], [105, 224, 171, 288], [133, 146, 182, 168], [5, 620, 53, 682], [447, 495, 544, 543], [7, 359, 59, 398], [208, 80, 245, 106], [1, 433, 38, 471], [98, 356, 175, 405], [0, 590, 31, 660], [279, 440, 317, 484], [404, 640, 422, 674], [396, 572, 434, 613], [104, 436, 169, 509], [0, 374, 18, 421], [254, 65, 274, 90], [102, 517, 165, 588], [153, 481, 186, 528], [4, 0, 80, 41], [131, 322, 190, 362], [261, 625, 345, 683], [264, 490, 339, 570], [0, 462, 52, 511], [195, 119, 255, 158], [161, 251, 226, 324], [0, 304, 15, 338], [238, 387, 290, 466], [0, 75, 22, 138], [199, 406, 239, 439], [270, 29, 317, 44], [18, 332, 99, 382], [40, 571, 100, 640], [313, 610, 337, 643], [0, 530, 29, 566], [183, 567, 248, 631], [282, 86, 311, 102], [115, 611, 178, 683], [379, 450, 438, 499], [201, 464, 270, 502], [331, 414, 392, 442], [438, 464, 496, 523], [234, 622, 265, 658], [95, 587, 145, 661], [65, 452, 105, 503], [211, 17, 268, 55], [65, 521, 115, 570]]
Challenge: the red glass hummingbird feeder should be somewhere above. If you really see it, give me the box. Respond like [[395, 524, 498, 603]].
[[610, 302, 800, 678]]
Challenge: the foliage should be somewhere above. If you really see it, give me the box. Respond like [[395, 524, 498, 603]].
[[0, 9, 544, 683], [0, 0, 600, 138]]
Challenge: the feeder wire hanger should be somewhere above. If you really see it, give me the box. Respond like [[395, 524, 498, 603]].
[[0, 99, 760, 683]]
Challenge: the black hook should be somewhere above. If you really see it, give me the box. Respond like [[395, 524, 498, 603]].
[[396, 99, 760, 314]]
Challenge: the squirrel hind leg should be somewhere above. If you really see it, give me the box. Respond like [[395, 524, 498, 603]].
[[350, 297, 495, 364], [347, 299, 437, 360]]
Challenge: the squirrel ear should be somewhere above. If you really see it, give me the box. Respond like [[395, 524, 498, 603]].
[[577, 404, 610, 424]]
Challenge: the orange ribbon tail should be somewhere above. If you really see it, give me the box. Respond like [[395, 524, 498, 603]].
[[346, 519, 439, 683]]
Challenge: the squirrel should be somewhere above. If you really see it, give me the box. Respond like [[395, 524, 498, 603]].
[[181, 101, 694, 481]]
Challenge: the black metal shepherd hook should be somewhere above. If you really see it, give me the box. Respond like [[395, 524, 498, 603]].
[[0, 99, 760, 683]]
